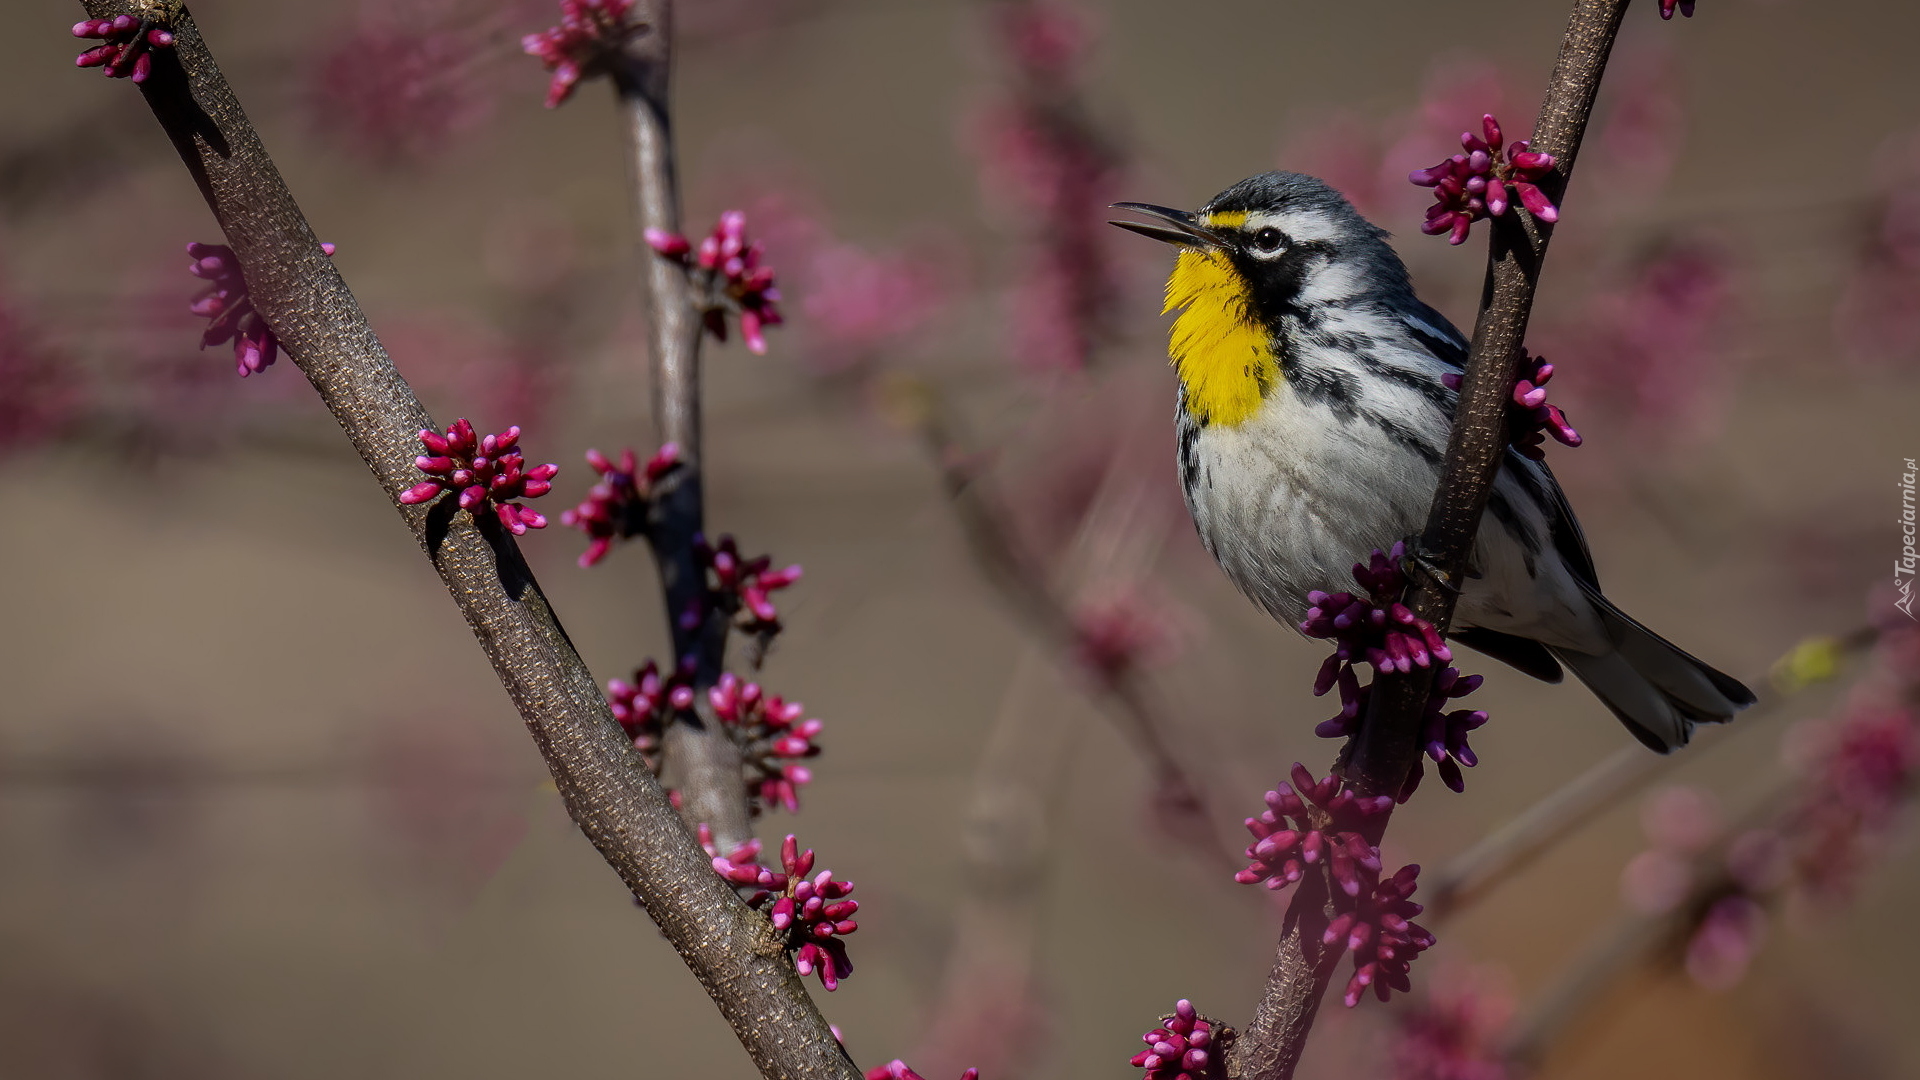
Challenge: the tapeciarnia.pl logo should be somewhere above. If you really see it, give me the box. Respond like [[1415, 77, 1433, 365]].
[[1899, 457, 1918, 620]]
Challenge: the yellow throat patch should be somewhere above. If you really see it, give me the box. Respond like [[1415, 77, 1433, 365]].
[[1163, 247, 1278, 428]]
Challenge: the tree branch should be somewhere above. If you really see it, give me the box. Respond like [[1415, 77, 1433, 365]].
[[82, 4, 852, 1075], [610, 0, 755, 853], [1226, 3, 1633, 1077], [908, 388, 1241, 868]]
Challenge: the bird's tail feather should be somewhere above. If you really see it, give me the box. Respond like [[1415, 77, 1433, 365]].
[[1549, 593, 1755, 753]]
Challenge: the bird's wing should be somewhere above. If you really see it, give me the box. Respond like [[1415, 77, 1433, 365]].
[[1395, 301, 1469, 370], [1515, 453, 1601, 590]]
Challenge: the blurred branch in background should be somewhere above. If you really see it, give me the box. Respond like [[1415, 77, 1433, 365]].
[[909, 430, 1190, 1080], [901, 384, 1240, 867], [1425, 627, 1881, 921], [1503, 612, 1919, 1070]]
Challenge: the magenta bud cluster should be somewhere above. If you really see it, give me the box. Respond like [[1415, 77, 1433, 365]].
[[1660, 0, 1697, 18], [186, 241, 332, 377], [866, 1062, 979, 1080], [712, 835, 857, 991], [1411, 114, 1558, 245], [1302, 544, 1452, 679], [561, 443, 682, 568], [1442, 352, 1581, 461], [73, 14, 175, 84], [398, 419, 558, 535], [647, 211, 785, 354], [1303, 544, 1490, 795], [1313, 664, 1485, 797], [709, 673, 823, 815], [698, 533, 803, 637], [1130, 1000, 1224, 1080], [1234, 763, 1392, 895], [605, 658, 695, 770], [1234, 767, 1433, 1007], [522, 0, 634, 108], [1329, 864, 1436, 1007]]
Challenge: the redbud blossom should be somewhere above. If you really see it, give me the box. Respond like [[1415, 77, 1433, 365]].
[[73, 14, 174, 84], [1302, 545, 1490, 795], [187, 241, 334, 377], [866, 1061, 979, 1080], [560, 443, 682, 567], [1302, 544, 1452, 680], [606, 658, 695, 771], [1313, 663, 1486, 797], [697, 534, 802, 639], [1440, 353, 1581, 461], [1411, 115, 1557, 244], [712, 835, 857, 991], [522, 0, 635, 108], [709, 673, 823, 815], [647, 212, 785, 353], [1329, 864, 1436, 1007], [1129, 999, 1228, 1080], [398, 419, 558, 535], [1235, 763, 1393, 896], [1659, 0, 1697, 19]]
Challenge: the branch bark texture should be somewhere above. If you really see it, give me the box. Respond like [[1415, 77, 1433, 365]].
[[1227, 3, 1633, 1077], [612, 0, 755, 853], [83, 4, 852, 1076]]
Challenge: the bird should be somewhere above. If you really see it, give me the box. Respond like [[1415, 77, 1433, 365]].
[[1109, 171, 1752, 752]]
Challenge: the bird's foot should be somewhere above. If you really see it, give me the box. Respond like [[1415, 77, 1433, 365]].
[[1399, 536, 1469, 597]]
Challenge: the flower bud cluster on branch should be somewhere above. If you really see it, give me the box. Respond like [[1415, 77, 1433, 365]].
[[1411, 115, 1558, 245], [399, 420, 559, 535], [1233, 765, 1436, 1008], [560, 443, 682, 567], [1130, 999, 1231, 1080], [1303, 545, 1488, 796], [73, 13, 174, 84], [1439, 353, 1582, 462], [712, 834, 858, 991], [186, 241, 333, 377], [647, 212, 785, 354], [522, 0, 637, 108], [603, 664, 824, 816]]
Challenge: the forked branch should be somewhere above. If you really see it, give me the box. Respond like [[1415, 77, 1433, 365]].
[[78, 3, 852, 1076]]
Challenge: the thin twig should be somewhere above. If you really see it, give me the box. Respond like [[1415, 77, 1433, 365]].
[[610, 0, 755, 853], [909, 388, 1241, 868], [80, 5, 853, 1076], [1227, 4, 1633, 1077]]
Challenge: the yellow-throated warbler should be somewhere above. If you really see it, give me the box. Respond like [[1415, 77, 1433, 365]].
[[1112, 172, 1752, 751]]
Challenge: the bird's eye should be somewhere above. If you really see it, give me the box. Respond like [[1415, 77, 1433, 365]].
[[1253, 227, 1284, 253]]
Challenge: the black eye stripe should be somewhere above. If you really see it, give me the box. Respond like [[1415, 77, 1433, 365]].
[[1253, 227, 1284, 252]]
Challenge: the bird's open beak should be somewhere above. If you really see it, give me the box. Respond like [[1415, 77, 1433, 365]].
[[1107, 202, 1219, 247]]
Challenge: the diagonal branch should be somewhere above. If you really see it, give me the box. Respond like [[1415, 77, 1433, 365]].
[[1423, 628, 1876, 921], [1226, 3, 1633, 1077], [79, 4, 852, 1076], [909, 388, 1242, 868], [610, 0, 756, 854]]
